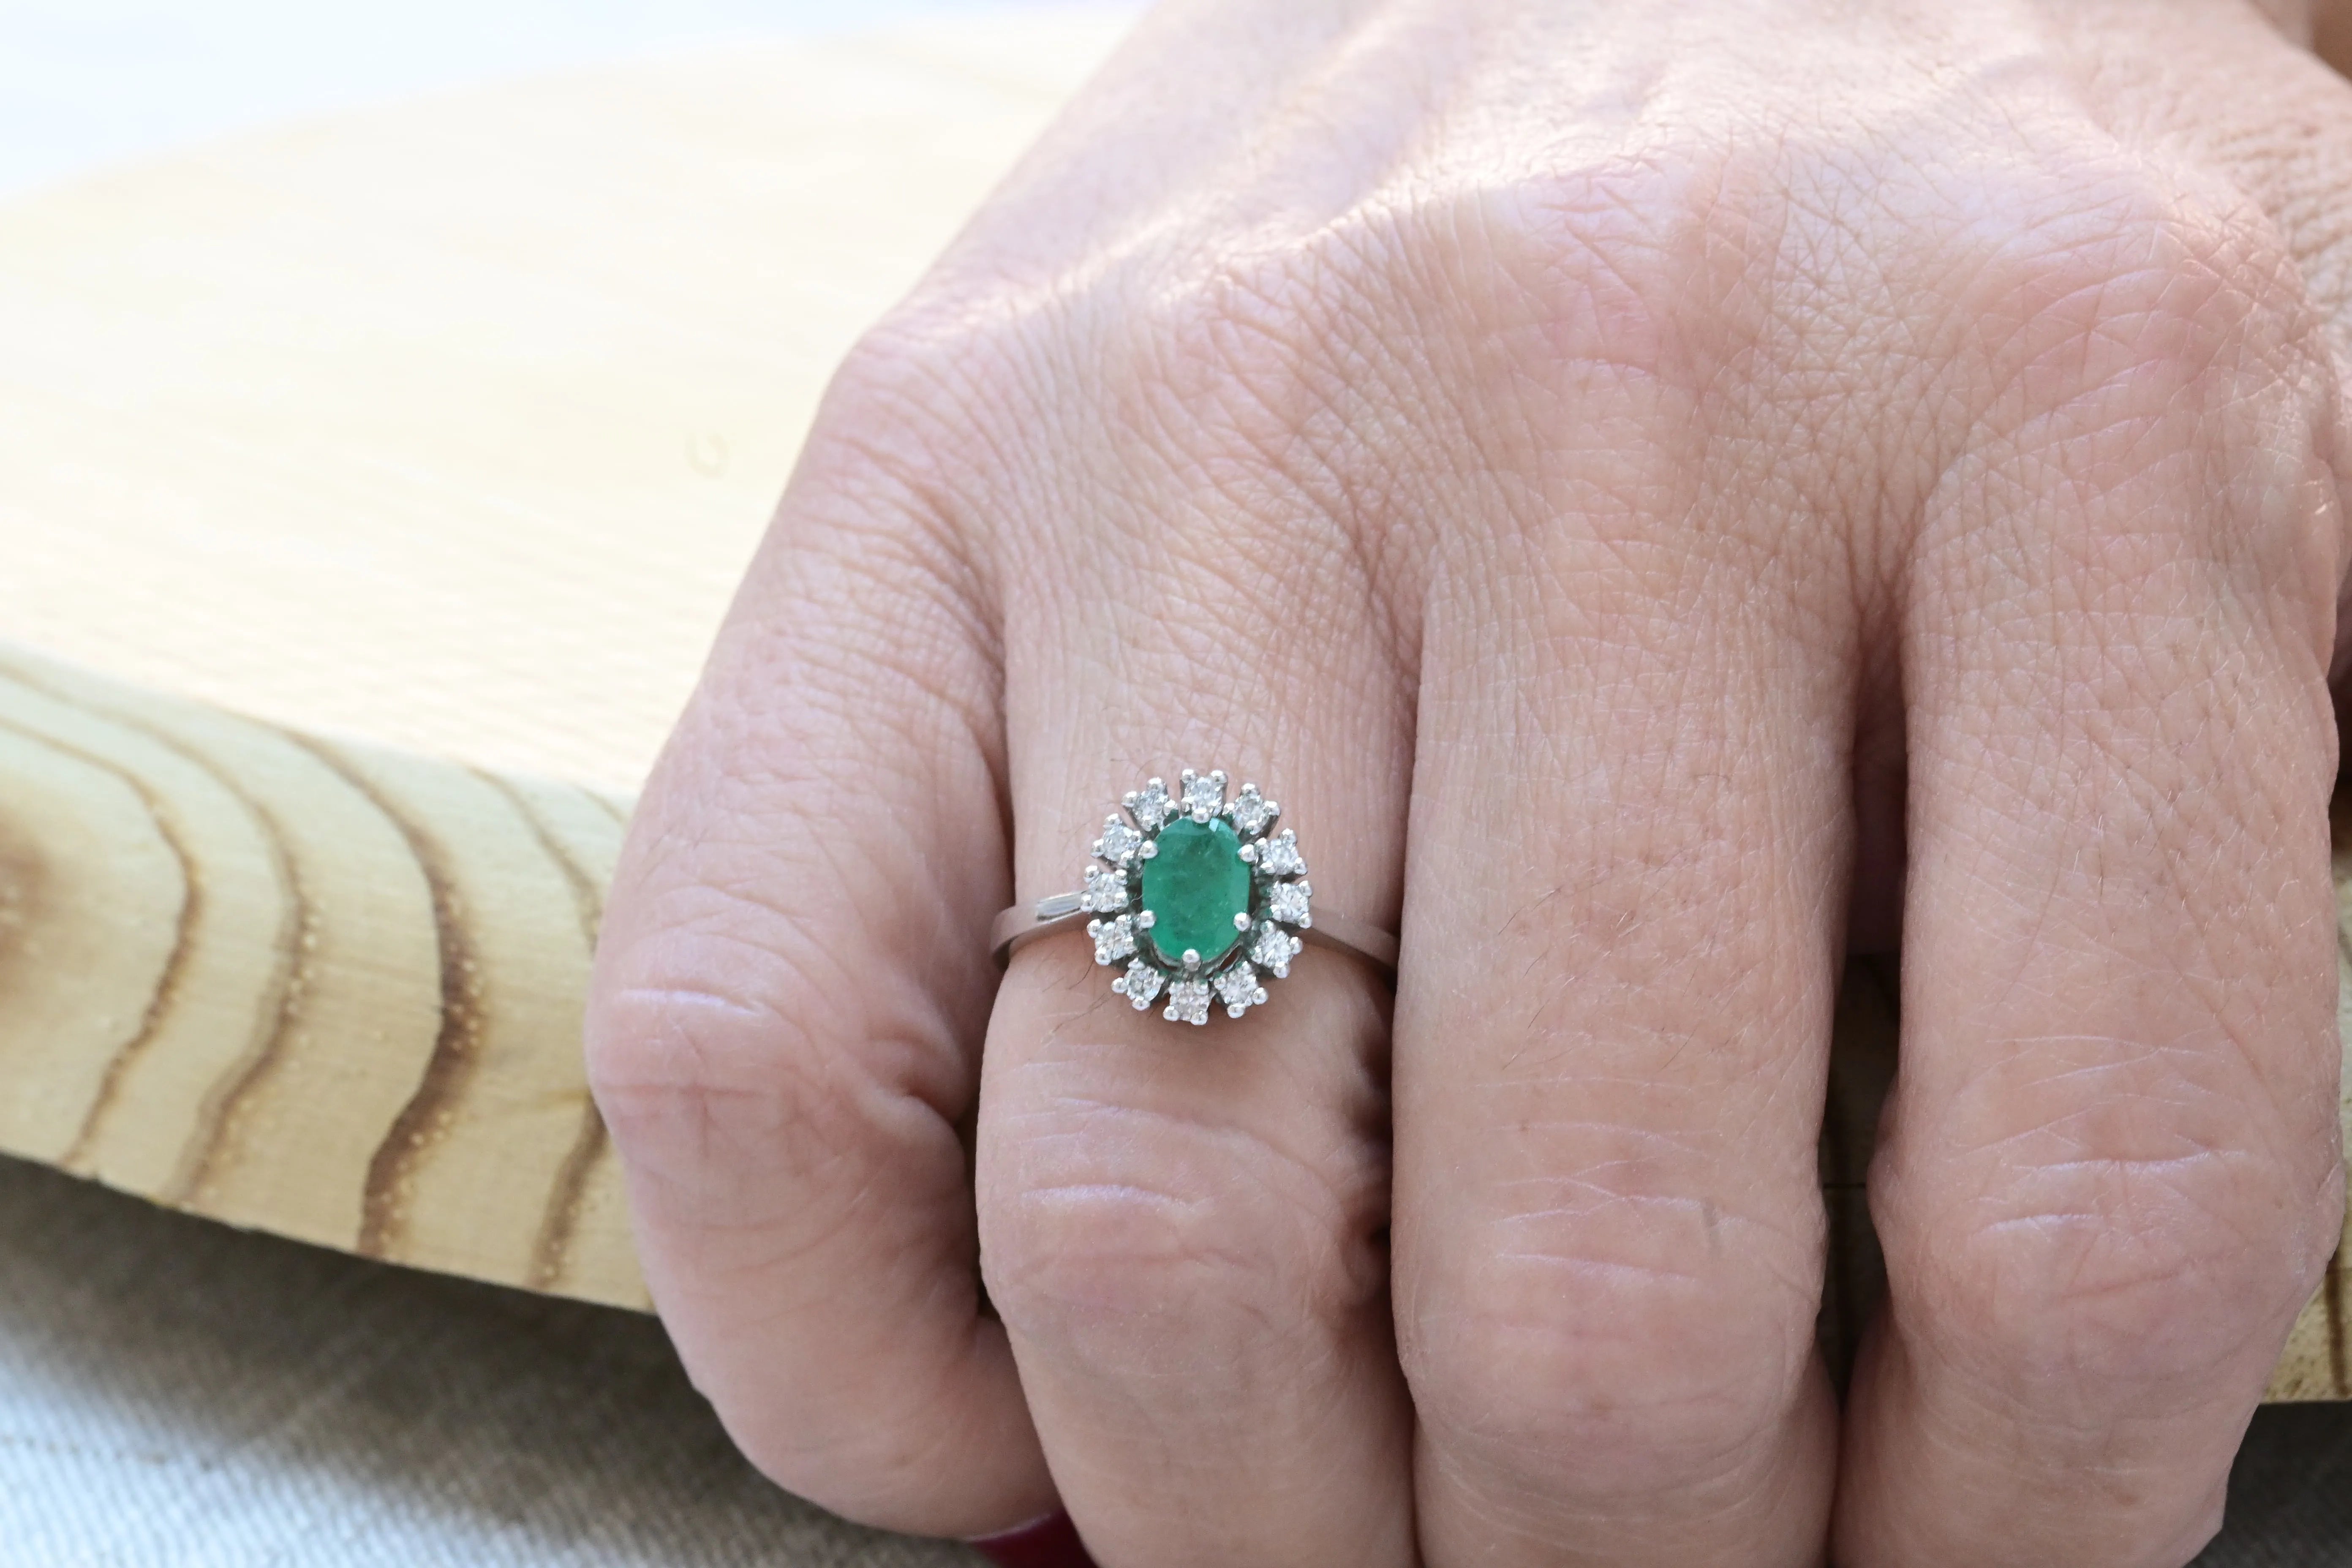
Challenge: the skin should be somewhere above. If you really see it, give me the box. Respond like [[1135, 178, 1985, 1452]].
[[583, 1, 2352, 1563]]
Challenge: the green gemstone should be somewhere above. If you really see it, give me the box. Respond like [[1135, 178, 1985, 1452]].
[[1142, 816, 1250, 967]]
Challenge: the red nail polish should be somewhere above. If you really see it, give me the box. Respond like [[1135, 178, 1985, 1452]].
[[967, 1508, 1097, 1568]]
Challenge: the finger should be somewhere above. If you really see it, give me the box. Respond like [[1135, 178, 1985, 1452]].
[[1835, 183, 2347, 1561], [583, 391, 1051, 1538], [1392, 436, 1848, 1558], [971, 414, 1419, 1562]]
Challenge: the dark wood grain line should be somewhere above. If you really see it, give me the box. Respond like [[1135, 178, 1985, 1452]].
[[477, 771, 613, 1291], [163, 798, 307, 1206], [0, 652, 315, 1204], [292, 738, 482, 1261], [528, 1108, 612, 1293], [481, 776, 607, 950], [582, 791, 632, 829], [0, 706, 204, 1169]]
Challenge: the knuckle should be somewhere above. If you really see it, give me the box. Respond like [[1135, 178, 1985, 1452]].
[[586, 906, 999, 1537], [1882, 146, 2344, 619], [814, 310, 997, 458], [1895, 1143, 2339, 1395], [588, 961, 849, 1191], [587, 904, 954, 1225], [1400, 1198, 1821, 1491], [2001, 209, 2289, 417], [977, 1099, 1385, 1375], [715, 1370, 939, 1512], [788, 302, 1034, 529], [1949, 154, 2325, 456], [1421, 154, 1716, 394], [1113, 234, 1391, 494]]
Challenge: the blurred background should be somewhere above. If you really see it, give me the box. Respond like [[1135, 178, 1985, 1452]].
[[0, 0, 1106, 199]]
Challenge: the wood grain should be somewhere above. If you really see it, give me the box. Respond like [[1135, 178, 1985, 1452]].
[[0, 8, 1139, 1316], [0, 14, 1137, 793], [0, 644, 645, 1307]]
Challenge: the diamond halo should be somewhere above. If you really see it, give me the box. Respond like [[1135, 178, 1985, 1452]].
[[1083, 768, 1315, 1024]]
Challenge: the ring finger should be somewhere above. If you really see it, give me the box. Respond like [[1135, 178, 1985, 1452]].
[[972, 456, 1420, 1564]]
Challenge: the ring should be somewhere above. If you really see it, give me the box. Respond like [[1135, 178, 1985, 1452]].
[[990, 768, 1399, 1024]]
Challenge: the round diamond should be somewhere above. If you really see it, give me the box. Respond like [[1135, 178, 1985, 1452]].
[[1096, 818, 1143, 863], [1082, 863, 1130, 912], [1088, 914, 1136, 965], [1267, 880, 1312, 927], [1229, 785, 1275, 838], [1113, 960, 1164, 1010], [1125, 779, 1173, 831], [1180, 768, 1226, 821], [1163, 978, 1212, 1026], [1258, 829, 1305, 877], [1214, 962, 1266, 1018], [1250, 922, 1301, 978]]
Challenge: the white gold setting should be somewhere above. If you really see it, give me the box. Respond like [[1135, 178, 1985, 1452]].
[[1081, 767, 1315, 1024], [992, 769, 1394, 1011]]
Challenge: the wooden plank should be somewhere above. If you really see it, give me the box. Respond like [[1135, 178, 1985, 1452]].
[[0, 10, 1139, 1307], [0, 645, 646, 1308]]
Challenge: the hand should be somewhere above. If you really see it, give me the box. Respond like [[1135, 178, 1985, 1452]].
[[583, 2, 2352, 1563]]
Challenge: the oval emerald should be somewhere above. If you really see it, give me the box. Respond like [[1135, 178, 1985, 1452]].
[[1142, 816, 1250, 967]]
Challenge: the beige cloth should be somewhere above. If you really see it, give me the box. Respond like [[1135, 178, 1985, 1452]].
[[0, 1151, 975, 1566]]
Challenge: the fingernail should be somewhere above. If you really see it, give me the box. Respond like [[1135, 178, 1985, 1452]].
[[966, 1508, 1097, 1568]]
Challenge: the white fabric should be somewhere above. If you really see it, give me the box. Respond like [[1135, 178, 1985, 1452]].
[[0, 0, 1081, 201], [0, 1155, 972, 1566]]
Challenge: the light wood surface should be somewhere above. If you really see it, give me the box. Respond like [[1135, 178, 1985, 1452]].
[[0, 8, 2344, 1401], [0, 645, 640, 1302], [0, 9, 1136, 1313], [0, 12, 1136, 792]]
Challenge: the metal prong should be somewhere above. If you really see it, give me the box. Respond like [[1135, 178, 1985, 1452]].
[[1234, 911, 1251, 931]]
